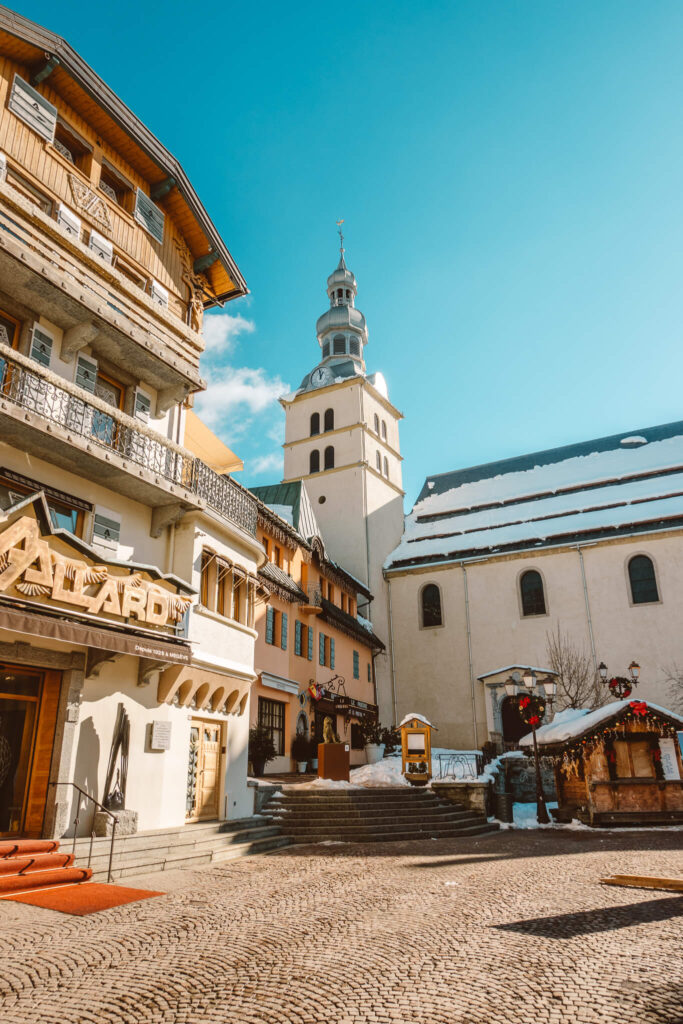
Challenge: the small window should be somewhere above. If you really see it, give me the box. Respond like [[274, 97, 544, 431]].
[[294, 620, 303, 656], [421, 584, 442, 628], [367, 662, 372, 683], [310, 450, 320, 474], [345, 289, 351, 299], [324, 446, 334, 470], [375, 451, 381, 471], [520, 570, 546, 616], [383, 456, 389, 478], [333, 334, 346, 355], [99, 160, 133, 209], [349, 337, 360, 356], [0, 309, 20, 348], [133, 388, 151, 423], [322, 341, 330, 358], [628, 555, 659, 604], [53, 119, 92, 173], [353, 650, 360, 679], [381, 420, 387, 440], [337, 289, 343, 299], [258, 697, 285, 756], [324, 408, 334, 431], [374, 413, 380, 434], [310, 412, 320, 435]]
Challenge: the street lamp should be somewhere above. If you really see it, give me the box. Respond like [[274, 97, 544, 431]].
[[599, 660, 640, 700], [516, 669, 553, 825]]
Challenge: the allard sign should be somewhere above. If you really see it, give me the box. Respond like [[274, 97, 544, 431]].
[[0, 513, 191, 629]]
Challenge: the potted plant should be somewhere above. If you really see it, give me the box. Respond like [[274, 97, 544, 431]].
[[248, 726, 276, 777], [291, 732, 309, 774], [307, 734, 319, 772], [381, 726, 400, 756], [362, 719, 385, 764]]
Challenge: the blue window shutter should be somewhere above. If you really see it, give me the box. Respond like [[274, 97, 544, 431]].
[[10, 75, 57, 142], [266, 606, 274, 645], [295, 620, 302, 656], [319, 632, 325, 666], [307, 627, 313, 661], [281, 612, 288, 650], [134, 187, 165, 243], [367, 662, 372, 682], [353, 651, 359, 679], [330, 637, 335, 669]]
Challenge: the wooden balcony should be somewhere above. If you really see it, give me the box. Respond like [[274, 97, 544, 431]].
[[0, 180, 205, 408], [0, 346, 256, 539]]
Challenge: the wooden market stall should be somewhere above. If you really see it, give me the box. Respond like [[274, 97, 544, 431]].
[[520, 699, 683, 826]]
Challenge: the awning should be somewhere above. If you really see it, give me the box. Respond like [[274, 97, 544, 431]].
[[0, 605, 192, 665]]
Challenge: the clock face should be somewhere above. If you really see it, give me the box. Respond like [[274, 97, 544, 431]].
[[311, 367, 330, 388]]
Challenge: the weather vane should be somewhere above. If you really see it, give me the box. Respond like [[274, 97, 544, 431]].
[[336, 218, 345, 255]]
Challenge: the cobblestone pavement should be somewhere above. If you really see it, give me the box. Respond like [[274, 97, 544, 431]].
[[0, 830, 681, 1024]]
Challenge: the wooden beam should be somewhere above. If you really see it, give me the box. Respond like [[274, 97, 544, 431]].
[[150, 177, 176, 201], [86, 648, 118, 678], [601, 874, 683, 892], [60, 321, 98, 362], [32, 55, 59, 85], [137, 658, 167, 687]]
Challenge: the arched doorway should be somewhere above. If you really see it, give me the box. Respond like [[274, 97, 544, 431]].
[[501, 695, 532, 746]]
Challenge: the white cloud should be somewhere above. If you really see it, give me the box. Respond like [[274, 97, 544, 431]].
[[250, 452, 284, 476], [195, 365, 288, 427], [202, 311, 255, 354]]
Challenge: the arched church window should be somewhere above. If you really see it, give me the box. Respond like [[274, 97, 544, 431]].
[[310, 412, 320, 436], [310, 450, 320, 474], [383, 456, 389, 478], [374, 413, 380, 434], [375, 450, 381, 471], [349, 337, 360, 356], [324, 446, 335, 470], [628, 555, 659, 604], [324, 408, 334, 432], [322, 341, 330, 358], [520, 570, 546, 616], [345, 289, 350, 299], [420, 584, 442, 628], [381, 420, 387, 440], [333, 335, 346, 355], [337, 288, 343, 299]]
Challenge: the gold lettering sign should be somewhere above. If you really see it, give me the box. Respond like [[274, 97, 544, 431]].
[[0, 516, 192, 629]]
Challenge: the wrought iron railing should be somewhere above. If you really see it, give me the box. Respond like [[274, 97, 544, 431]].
[[437, 752, 484, 780], [49, 780, 118, 883], [303, 584, 324, 606], [0, 349, 257, 536]]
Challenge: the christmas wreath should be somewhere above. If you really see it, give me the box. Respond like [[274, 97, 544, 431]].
[[517, 693, 546, 727]]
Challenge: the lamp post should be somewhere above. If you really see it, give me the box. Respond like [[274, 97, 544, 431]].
[[598, 660, 640, 700], [514, 668, 555, 825]]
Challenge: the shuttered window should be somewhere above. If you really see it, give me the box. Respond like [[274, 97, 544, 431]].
[[319, 632, 325, 666], [265, 606, 274, 645], [281, 611, 288, 650], [367, 662, 372, 682], [353, 651, 360, 679], [307, 626, 313, 661], [93, 511, 120, 552], [330, 637, 335, 669], [9, 75, 57, 142], [29, 326, 53, 367], [75, 354, 98, 394], [294, 620, 302, 656], [134, 389, 151, 422], [134, 188, 165, 244]]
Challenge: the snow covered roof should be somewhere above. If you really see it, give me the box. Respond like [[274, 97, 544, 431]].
[[399, 713, 435, 728], [477, 665, 556, 681], [386, 420, 683, 569], [519, 699, 683, 748]]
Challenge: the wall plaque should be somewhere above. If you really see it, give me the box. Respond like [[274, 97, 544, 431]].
[[151, 720, 172, 751]]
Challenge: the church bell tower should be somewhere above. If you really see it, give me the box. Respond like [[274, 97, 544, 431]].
[[280, 229, 405, 721]]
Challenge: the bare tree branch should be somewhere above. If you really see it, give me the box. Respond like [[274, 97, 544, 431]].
[[663, 664, 683, 713], [545, 624, 608, 710]]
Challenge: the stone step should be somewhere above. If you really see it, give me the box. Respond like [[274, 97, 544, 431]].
[[80, 824, 283, 871], [289, 823, 500, 845], [269, 807, 472, 823], [71, 816, 271, 856], [87, 834, 292, 882], [281, 816, 489, 837], [266, 794, 448, 810]]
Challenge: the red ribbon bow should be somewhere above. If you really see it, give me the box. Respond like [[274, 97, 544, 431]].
[[629, 700, 648, 717]]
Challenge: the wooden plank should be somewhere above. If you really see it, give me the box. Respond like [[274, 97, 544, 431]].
[[23, 669, 62, 837], [600, 874, 683, 892]]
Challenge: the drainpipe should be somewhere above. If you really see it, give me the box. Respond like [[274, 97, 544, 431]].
[[576, 544, 598, 671], [462, 565, 479, 748], [387, 574, 398, 726]]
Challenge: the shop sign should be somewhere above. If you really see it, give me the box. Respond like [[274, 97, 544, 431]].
[[658, 737, 681, 780], [335, 696, 378, 720], [0, 514, 192, 632]]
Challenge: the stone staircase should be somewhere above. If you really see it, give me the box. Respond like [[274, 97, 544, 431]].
[[71, 815, 291, 882], [264, 787, 499, 844], [0, 839, 92, 896]]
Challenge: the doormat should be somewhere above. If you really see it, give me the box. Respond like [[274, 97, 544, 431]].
[[3, 882, 165, 915]]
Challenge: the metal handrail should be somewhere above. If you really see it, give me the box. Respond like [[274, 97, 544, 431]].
[[49, 781, 118, 883]]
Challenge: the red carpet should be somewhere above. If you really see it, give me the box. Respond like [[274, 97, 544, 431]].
[[3, 881, 165, 914]]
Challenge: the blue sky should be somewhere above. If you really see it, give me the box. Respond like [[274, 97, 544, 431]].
[[12, 1, 683, 506]]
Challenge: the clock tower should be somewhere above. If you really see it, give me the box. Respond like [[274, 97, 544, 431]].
[[280, 235, 405, 722]]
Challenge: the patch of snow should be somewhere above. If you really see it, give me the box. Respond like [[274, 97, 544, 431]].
[[350, 758, 410, 788], [286, 777, 361, 790], [357, 613, 374, 633], [507, 801, 559, 829], [398, 712, 433, 728], [519, 699, 683, 747], [620, 436, 648, 446]]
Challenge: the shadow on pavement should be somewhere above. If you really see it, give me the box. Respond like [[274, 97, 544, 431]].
[[495, 896, 683, 937]]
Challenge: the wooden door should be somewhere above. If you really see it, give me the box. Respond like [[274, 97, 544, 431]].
[[186, 720, 222, 822]]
